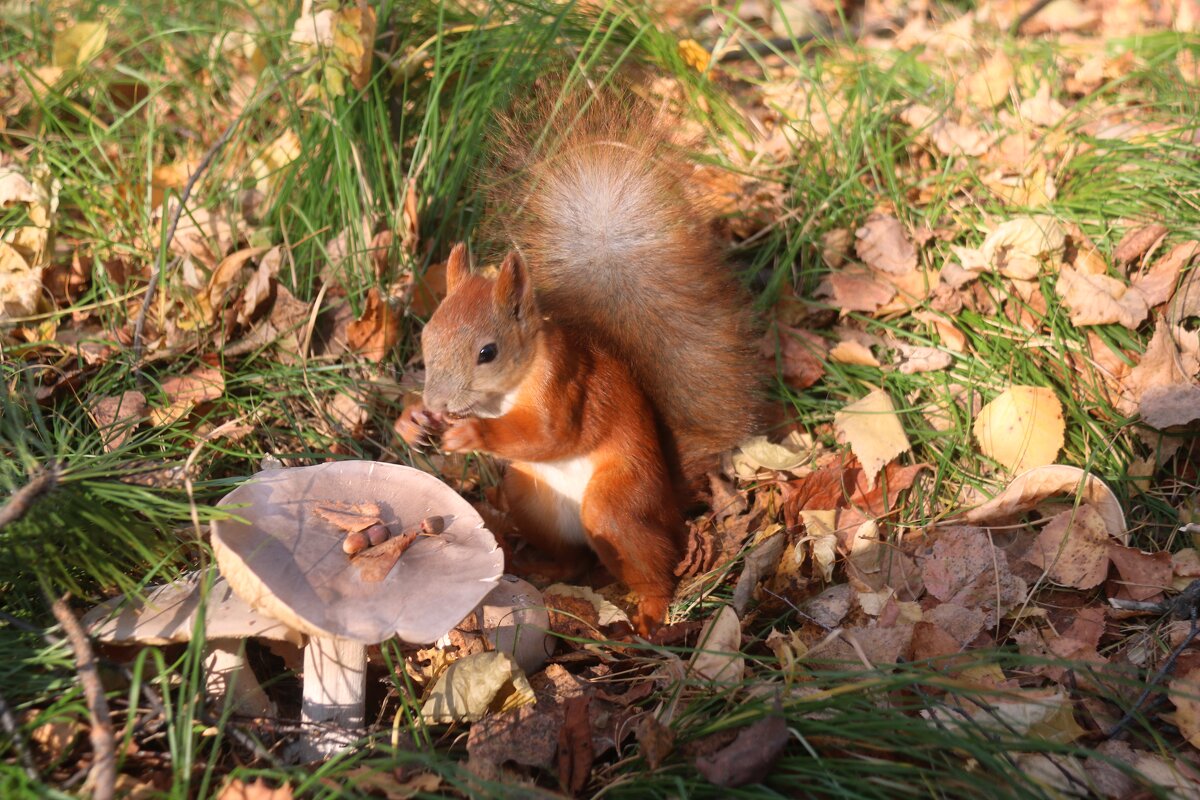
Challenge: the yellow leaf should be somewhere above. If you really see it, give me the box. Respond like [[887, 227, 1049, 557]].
[[834, 389, 912, 488], [973, 386, 1065, 473], [678, 38, 710, 73], [420, 651, 533, 724], [53, 21, 108, 69]]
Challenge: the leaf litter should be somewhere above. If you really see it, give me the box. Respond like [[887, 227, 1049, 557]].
[[7, 0, 1200, 796]]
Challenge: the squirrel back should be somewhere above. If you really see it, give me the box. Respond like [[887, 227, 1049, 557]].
[[487, 87, 761, 481]]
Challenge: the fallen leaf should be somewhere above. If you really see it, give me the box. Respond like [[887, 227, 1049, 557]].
[[468, 702, 561, 770], [206, 246, 271, 322], [695, 715, 788, 788], [855, 214, 917, 275], [1114, 223, 1169, 267], [311, 501, 382, 532], [689, 605, 743, 683], [1055, 267, 1149, 329], [1018, 84, 1067, 127], [0, 242, 41, 320], [1170, 664, 1200, 748], [900, 104, 992, 157], [1106, 544, 1171, 602], [1134, 240, 1199, 307], [821, 271, 896, 314], [963, 52, 1014, 109], [921, 526, 1027, 627], [53, 21, 108, 69], [87, 390, 147, 451], [963, 464, 1127, 543], [829, 340, 880, 366], [635, 716, 675, 770], [891, 342, 953, 374], [217, 779, 293, 800], [732, 531, 787, 615], [981, 216, 1066, 280], [557, 695, 594, 794], [1140, 383, 1200, 428], [835, 389, 912, 489], [421, 651, 534, 724], [732, 431, 814, 475], [151, 366, 225, 427], [544, 584, 629, 627], [1118, 320, 1200, 418], [1023, 505, 1110, 589], [346, 288, 401, 362], [973, 386, 1065, 473], [762, 325, 826, 390]]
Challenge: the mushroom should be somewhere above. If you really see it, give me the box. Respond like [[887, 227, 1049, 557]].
[[82, 570, 301, 718], [472, 575, 555, 675], [210, 460, 503, 759]]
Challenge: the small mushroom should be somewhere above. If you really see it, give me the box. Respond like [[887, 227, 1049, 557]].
[[211, 460, 503, 759], [82, 570, 300, 718], [476, 576, 554, 675]]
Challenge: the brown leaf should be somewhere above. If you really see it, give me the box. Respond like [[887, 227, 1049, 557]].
[[346, 287, 401, 362], [1105, 543, 1171, 602], [635, 716, 675, 770], [557, 695, 594, 794], [822, 272, 896, 314], [1118, 320, 1200, 417], [87, 390, 147, 451], [834, 390, 911, 489], [1056, 267, 1149, 329], [217, 779, 293, 800], [920, 526, 1026, 628], [468, 702, 561, 770], [311, 501, 382, 532], [1114, 223, 1168, 267], [962, 464, 1126, 543], [151, 366, 224, 427], [1023, 505, 1110, 589], [1169, 664, 1200, 748], [762, 324, 826, 390], [855, 214, 917, 275], [695, 715, 788, 788], [1132, 240, 1198, 306], [1140, 383, 1200, 428]]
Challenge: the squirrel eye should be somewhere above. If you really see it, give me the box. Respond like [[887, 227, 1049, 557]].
[[477, 343, 498, 364]]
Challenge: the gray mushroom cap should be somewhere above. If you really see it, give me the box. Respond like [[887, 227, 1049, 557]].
[[211, 461, 503, 645]]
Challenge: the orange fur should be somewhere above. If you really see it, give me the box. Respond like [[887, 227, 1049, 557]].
[[401, 86, 762, 633]]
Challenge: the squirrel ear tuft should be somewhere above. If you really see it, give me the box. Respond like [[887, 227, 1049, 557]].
[[494, 250, 533, 321], [445, 243, 470, 294]]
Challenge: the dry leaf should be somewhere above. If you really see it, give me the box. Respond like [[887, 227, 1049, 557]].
[[1170, 665, 1200, 748], [733, 431, 814, 475], [973, 386, 1065, 473], [1106, 544, 1171, 602], [834, 390, 912, 489], [689, 605, 743, 683], [900, 104, 992, 157], [421, 651, 534, 724], [1056, 267, 1148, 329], [1023, 505, 1110, 589], [346, 288, 400, 362], [1118, 320, 1200, 418], [1114, 223, 1168, 267], [763, 325, 826, 390], [151, 366, 225, 427], [964, 465, 1126, 542], [1134, 240, 1198, 306], [543, 584, 629, 627], [217, 779, 293, 800], [1018, 84, 1068, 127], [891, 342, 953, 374], [829, 340, 880, 366], [981, 216, 1066, 280], [695, 715, 788, 788], [53, 21, 108, 69], [821, 271, 897, 314], [855, 214, 917, 275], [963, 52, 1014, 109], [88, 391, 147, 451]]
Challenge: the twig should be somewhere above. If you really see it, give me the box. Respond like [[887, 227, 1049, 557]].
[[1106, 582, 1200, 739], [0, 464, 60, 532], [0, 688, 38, 780], [50, 596, 115, 800], [1009, 0, 1056, 36]]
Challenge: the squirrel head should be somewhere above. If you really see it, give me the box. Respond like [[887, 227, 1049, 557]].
[[420, 243, 541, 419]]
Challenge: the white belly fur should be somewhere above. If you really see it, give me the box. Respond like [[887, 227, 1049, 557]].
[[523, 457, 594, 546]]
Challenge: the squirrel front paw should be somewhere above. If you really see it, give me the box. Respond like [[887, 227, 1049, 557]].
[[442, 418, 486, 453], [395, 402, 447, 452], [633, 596, 670, 638]]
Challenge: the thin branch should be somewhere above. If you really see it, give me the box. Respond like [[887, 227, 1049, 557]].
[[1009, 0, 1056, 36], [50, 596, 115, 800], [0, 688, 38, 781], [1106, 582, 1200, 739], [0, 464, 60, 532]]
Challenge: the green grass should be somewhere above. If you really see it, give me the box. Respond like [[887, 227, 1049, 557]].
[[3, 0, 1200, 796]]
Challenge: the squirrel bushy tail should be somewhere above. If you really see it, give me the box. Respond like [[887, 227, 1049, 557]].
[[487, 85, 761, 481]]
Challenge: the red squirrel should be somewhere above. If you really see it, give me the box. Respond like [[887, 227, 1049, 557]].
[[397, 89, 760, 634]]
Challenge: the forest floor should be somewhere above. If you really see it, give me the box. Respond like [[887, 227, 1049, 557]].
[[2, 0, 1200, 797]]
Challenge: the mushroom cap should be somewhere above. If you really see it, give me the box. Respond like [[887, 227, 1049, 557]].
[[479, 575, 554, 675], [211, 461, 503, 645], [82, 570, 301, 646]]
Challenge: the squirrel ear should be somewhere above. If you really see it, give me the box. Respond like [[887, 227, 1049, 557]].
[[494, 250, 533, 321], [445, 243, 470, 294]]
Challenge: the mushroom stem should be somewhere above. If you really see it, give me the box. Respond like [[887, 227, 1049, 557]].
[[296, 636, 367, 760]]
